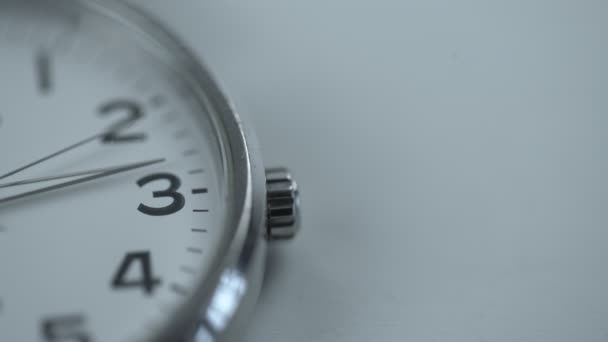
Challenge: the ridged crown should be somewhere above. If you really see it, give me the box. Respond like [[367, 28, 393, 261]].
[[265, 168, 300, 241]]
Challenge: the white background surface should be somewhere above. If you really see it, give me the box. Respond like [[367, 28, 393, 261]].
[[132, 1, 608, 341]]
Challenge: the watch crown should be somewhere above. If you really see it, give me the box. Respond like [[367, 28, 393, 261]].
[[265, 168, 300, 241]]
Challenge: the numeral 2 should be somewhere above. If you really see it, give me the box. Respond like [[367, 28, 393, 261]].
[[99, 100, 147, 143]]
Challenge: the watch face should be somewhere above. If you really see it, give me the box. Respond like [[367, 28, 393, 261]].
[[0, 1, 234, 341]]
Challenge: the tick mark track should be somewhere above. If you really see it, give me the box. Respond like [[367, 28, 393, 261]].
[[188, 169, 204, 175], [163, 112, 178, 124], [174, 129, 189, 139], [149, 94, 167, 108], [170, 283, 189, 297], [187, 247, 203, 254], [183, 149, 199, 157], [191, 228, 207, 233], [179, 265, 196, 275], [193, 209, 209, 213], [192, 188, 208, 195]]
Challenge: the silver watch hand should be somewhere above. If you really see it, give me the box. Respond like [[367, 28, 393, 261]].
[[0, 158, 166, 189], [0, 130, 111, 180], [0, 158, 165, 205]]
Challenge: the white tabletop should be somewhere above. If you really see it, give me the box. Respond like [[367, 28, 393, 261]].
[[132, 1, 608, 341]]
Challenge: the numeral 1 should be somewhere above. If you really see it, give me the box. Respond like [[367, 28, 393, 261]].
[[35, 50, 52, 95]]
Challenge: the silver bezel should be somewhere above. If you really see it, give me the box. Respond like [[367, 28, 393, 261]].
[[20, 0, 268, 340]]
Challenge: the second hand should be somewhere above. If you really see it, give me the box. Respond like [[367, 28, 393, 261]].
[[0, 130, 112, 180], [0, 158, 166, 205], [0, 158, 166, 189]]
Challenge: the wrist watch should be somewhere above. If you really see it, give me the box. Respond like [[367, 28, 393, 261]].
[[0, 0, 301, 341]]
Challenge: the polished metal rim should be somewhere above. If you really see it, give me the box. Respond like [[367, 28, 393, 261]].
[[17, 0, 268, 340]]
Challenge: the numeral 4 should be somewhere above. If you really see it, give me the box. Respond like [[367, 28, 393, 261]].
[[111, 251, 162, 295]]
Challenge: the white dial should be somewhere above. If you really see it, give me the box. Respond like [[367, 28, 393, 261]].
[[0, 2, 231, 341]]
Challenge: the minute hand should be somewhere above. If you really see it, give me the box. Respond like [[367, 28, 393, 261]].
[[0, 158, 165, 205], [0, 159, 165, 189]]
